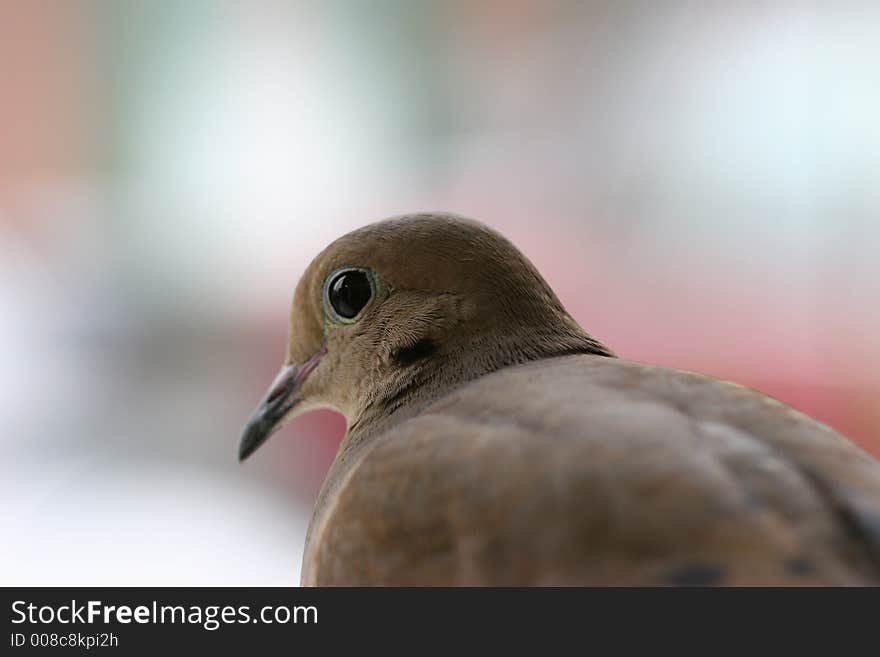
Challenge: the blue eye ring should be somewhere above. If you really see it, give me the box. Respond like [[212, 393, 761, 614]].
[[323, 267, 382, 324]]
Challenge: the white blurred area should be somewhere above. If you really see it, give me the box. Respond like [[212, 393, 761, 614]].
[[2, 1, 879, 585]]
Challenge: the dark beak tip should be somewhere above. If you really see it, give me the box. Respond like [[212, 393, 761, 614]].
[[237, 442, 252, 463], [238, 417, 269, 463]]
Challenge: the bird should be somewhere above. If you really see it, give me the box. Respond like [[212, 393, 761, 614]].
[[240, 212, 880, 586]]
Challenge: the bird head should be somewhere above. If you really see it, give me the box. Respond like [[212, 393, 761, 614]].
[[239, 212, 613, 461]]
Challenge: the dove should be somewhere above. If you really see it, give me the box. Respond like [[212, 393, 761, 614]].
[[240, 213, 880, 586]]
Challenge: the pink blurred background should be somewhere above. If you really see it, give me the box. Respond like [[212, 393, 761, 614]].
[[2, 1, 878, 585]]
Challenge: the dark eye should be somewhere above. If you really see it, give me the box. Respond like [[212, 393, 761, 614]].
[[328, 269, 373, 319]]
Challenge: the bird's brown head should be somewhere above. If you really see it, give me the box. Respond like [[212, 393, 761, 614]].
[[239, 212, 613, 461]]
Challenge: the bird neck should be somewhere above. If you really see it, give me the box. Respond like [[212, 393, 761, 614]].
[[344, 320, 614, 452], [302, 319, 613, 579]]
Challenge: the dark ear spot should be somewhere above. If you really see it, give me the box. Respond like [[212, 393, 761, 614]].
[[392, 339, 437, 366]]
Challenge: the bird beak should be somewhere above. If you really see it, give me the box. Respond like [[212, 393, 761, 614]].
[[238, 347, 326, 462]]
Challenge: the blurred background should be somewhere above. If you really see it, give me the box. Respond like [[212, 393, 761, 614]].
[[2, 0, 878, 585]]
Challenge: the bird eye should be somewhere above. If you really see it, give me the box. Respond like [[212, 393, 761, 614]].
[[326, 268, 374, 321]]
